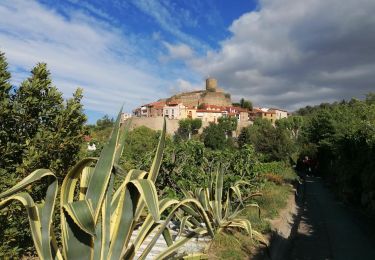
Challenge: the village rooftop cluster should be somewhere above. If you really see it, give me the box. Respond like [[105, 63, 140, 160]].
[[126, 78, 288, 126]]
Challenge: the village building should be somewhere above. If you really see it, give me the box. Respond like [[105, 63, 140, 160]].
[[147, 101, 166, 117], [186, 107, 197, 119], [132, 105, 148, 117], [133, 78, 233, 119], [196, 105, 226, 123], [271, 108, 288, 120], [250, 107, 288, 124], [130, 77, 288, 133], [262, 109, 277, 124], [163, 102, 187, 120]]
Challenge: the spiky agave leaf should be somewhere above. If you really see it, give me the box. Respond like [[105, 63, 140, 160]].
[[85, 108, 123, 223], [60, 108, 127, 260], [183, 166, 266, 244], [0, 169, 62, 260], [139, 198, 215, 260]]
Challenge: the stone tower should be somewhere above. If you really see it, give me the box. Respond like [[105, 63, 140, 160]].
[[206, 77, 217, 91]]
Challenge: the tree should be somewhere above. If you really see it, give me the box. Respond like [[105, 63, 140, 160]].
[[176, 118, 202, 140], [157, 140, 207, 196], [239, 118, 295, 161], [121, 126, 161, 171], [240, 98, 253, 110], [96, 114, 114, 130], [0, 52, 13, 171], [50, 88, 86, 175], [238, 126, 251, 148], [0, 59, 87, 257], [12, 63, 63, 175], [10, 63, 86, 179], [299, 99, 375, 208], [276, 116, 304, 140], [218, 116, 237, 138], [202, 123, 226, 150]]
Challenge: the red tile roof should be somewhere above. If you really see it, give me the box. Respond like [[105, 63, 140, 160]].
[[196, 109, 223, 113], [166, 102, 180, 106], [146, 101, 166, 108]]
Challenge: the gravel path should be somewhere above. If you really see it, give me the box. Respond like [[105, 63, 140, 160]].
[[288, 176, 375, 260]]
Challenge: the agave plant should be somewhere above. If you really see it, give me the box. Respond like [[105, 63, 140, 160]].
[[0, 109, 213, 260], [180, 168, 265, 243]]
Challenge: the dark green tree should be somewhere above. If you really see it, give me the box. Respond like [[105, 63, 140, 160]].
[[49, 88, 86, 175], [202, 123, 226, 150], [238, 126, 251, 148], [240, 118, 295, 161], [218, 116, 237, 138], [10, 63, 86, 179], [276, 116, 304, 140], [299, 99, 375, 207], [240, 98, 253, 110], [0, 52, 13, 171], [121, 126, 161, 171], [176, 118, 202, 140], [0, 59, 87, 257]]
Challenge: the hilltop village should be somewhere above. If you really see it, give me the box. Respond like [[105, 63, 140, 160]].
[[126, 78, 288, 134]]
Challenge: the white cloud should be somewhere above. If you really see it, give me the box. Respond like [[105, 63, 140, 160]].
[[0, 0, 168, 115], [192, 0, 375, 111], [160, 42, 194, 62]]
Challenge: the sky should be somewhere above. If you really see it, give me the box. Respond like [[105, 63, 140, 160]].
[[1, 0, 374, 123]]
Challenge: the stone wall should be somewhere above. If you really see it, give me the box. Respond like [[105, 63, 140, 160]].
[[200, 92, 231, 107], [128, 117, 180, 134], [167, 91, 204, 107], [128, 116, 252, 136], [167, 89, 232, 108]]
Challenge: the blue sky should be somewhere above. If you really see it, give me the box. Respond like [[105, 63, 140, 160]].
[[1, 0, 375, 124]]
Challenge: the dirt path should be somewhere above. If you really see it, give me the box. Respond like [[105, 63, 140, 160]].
[[288, 176, 375, 260]]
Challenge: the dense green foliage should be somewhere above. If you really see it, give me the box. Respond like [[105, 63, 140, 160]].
[[176, 118, 202, 140], [239, 118, 296, 162], [217, 116, 237, 138], [95, 114, 114, 130], [202, 123, 227, 150], [0, 52, 86, 257], [0, 59, 86, 179], [233, 98, 253, 110], [298, 96, 375, 212]]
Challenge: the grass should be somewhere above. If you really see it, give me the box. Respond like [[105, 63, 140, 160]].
[[208, 232, 253, 259], [207, 169, 297, 259]]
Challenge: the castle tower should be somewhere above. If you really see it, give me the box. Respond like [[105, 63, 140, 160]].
[[206, 77, 217, 92]]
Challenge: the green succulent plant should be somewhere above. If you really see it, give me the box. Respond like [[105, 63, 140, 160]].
[[180, 168, 266, 243], [0, 108, 210, 260]]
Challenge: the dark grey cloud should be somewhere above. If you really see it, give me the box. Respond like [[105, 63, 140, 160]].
[[192, 0, 375, 111]]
